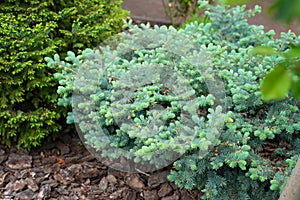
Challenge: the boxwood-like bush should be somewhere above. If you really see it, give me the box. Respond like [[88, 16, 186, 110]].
[[0, 0, 129, 149], [47, 2, 300, 199]]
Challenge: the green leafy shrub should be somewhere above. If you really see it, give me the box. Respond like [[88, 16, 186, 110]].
[[0, 0, 129, 149], [47, 1, 300, 199]]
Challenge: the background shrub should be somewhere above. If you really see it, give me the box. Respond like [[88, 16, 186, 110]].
[[47, 1, 300, 199], [0, 0, 129, 149]]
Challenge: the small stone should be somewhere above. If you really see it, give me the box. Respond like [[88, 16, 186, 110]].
[[6, 153, 32, 169], [99, 177, 108, 191], [126, 174, 145, 189], [143, 190, 159, 200], [158, 183, 173, 197], [106, 174, 117, 184]]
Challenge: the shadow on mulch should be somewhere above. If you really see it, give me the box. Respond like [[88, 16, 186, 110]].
[[0, 131, 202, 200]]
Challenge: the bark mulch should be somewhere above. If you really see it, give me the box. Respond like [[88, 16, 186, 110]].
[[0, 133, 203, 200]]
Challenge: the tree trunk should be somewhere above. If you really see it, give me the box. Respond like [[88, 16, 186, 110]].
[[279, 158, 300, 200]]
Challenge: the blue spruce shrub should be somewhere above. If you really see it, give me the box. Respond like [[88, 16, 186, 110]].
[[168, 3, 300, 200], [46, 22, 228, 172], [47, 2, 300, 199]]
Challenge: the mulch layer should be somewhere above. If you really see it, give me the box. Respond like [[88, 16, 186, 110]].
[[0, 133, 203, 200]]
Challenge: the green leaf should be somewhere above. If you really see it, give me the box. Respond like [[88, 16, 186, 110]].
[[261, 64, 292, 101], [238, 160, 247, 170], [220, 0, 254, 6], [291, 74, 300, 98], [250, 46, 279, 56], [190, 164, 197, 171], [54, 54, 60, 62], [241, 145, 251, 151], [229, 161, 237, 168], [267, 0, 300, 24], [283, 46, 300, 60], [270, 180, 279, 190]]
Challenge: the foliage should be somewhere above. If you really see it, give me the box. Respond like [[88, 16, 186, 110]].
[[162, 0, 195, 25], [222, 0, 300, 24], [163, 0, 215, 26], [168, 3, 300, 199], [251, 45, 300, 100], [267, 0, 300, 24], [48, 1, 300, 199], [222, 0, 300, 102], [0, 0, 129, 149], [46, 22, 227, 171]]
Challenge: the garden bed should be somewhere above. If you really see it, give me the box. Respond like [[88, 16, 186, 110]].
[[0, 133, 203, 199]]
